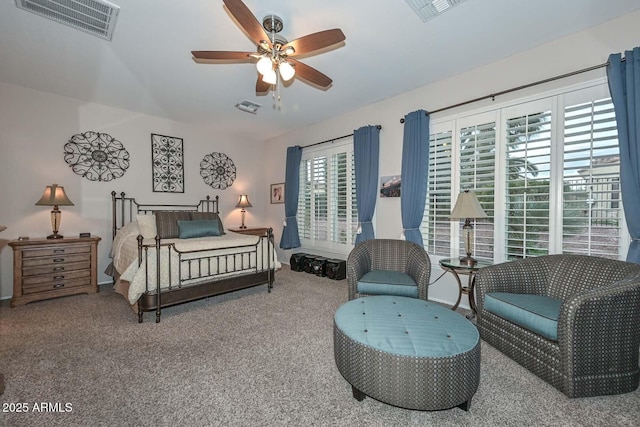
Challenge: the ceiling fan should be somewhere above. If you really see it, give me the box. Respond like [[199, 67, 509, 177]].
[[191, 0, 346, 95]]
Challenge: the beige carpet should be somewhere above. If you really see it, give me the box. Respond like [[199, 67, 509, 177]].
[[1, 266, 639, 426]]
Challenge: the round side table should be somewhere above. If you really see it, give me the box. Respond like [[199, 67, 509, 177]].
[[439, 258, 493, 315]]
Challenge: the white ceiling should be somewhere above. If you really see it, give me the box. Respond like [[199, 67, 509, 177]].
[[2, 0, 640, 142]]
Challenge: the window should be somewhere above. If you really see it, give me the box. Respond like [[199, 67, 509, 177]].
[[504, 110, 552, 259], [422, 82, 627, 261], [297, 140, 358, 253], [562, 98, 621, 258], [459, 121, 496, 261], [423, 130, 452, 256]]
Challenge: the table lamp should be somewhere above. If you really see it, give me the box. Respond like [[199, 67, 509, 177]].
[[450, 190, 487, 266], [35, 184, 74, 239], [235, 194, 252, 229]]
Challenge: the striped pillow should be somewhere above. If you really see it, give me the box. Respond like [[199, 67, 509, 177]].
[[155, 211, 191, 239]]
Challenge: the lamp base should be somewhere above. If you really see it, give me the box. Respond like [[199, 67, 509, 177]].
[[459, 256, 477, 267], [238, 225, 247, 229], [47, 233, 63, 239]]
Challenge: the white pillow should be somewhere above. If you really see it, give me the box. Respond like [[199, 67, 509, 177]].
[[137, 214, 157, 239]]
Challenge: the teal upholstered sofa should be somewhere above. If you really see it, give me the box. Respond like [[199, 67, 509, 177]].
[[347, 239, 431, 301], [475, 254, 640, 397]]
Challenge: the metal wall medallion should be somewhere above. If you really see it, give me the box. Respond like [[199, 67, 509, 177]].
[[64, 131, 130, 181], [151, 133, 184, 193], [200, 152, 236, 189]]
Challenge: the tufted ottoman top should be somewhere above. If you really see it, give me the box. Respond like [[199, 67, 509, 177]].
[[334, 296, 479, 358]]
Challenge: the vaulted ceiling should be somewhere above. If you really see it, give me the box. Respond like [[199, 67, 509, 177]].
[[2, 0, 639, 141]]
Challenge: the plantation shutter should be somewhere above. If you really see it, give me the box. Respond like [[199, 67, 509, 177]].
[[504, 110, 552, 259], [562, 98, 621, 258], [313, 156, 328, 241], [423, 130, 453, 256], [330, 152, 349, 244], [297, 141, 358, 251], [459, 121, 496, 261], [298, 159, 312, 240]]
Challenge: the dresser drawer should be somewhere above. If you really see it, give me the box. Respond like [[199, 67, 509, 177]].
[[22, 277, 92, 295], [21, 260, 90, 277], [22, 253, 91, 269], [22, 268, 91, 286], [21, 244, 90, 258]]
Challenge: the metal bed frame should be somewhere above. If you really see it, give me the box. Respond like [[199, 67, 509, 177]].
[[110, 191, 274, 323]]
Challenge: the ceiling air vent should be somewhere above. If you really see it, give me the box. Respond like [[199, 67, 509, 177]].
[[235, 100, 262, 114], [404, 0, 467, 23], [15, 0, 120, 41]]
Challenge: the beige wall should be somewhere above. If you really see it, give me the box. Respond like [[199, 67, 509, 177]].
[[0, 83, 266, 299], [262, 10, 640, 307]]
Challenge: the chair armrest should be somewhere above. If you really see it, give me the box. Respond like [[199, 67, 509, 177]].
[[557, 275, 640, 382], [347, 244, 372, 300], [405, 245, 431, 300], [475, 257, 551, 314]]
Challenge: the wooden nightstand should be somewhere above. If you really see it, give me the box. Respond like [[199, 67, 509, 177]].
[[228, 227, 269, 237], [9, 236, 101, 307]]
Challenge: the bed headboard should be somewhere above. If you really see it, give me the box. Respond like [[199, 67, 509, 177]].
[[111, 191, 219, 239]]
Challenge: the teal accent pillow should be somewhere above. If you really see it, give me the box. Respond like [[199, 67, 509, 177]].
[[177, 220, 222, 239], [190, 211, 225, 235]]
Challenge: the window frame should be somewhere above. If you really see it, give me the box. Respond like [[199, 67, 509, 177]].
[[297, 138, 358, 256], [423, 78, 629, 263]]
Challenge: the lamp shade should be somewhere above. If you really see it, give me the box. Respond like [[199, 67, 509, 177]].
[[235, 194, 252, 208], [262, 68, 277, 85], [256, 56, 273, 75], [450, 191, 486, 219], [35, 184, 74, 207], [279, 61, 295, 81]]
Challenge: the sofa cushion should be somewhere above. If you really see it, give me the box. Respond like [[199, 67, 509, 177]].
[[484, 292, 562, 341], [357, 270, 418, 298]]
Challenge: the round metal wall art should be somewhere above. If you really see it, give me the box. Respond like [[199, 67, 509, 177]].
[[200, 152, 236, 189], [64, 131, 130, 181]]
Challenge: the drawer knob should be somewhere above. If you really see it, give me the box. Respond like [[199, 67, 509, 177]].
[[53, 275, 65, 280], [53, 258, 65, 263], [53, 283, 65, 289], [53, 267, 64, 271], [53, 249, 65, 253]]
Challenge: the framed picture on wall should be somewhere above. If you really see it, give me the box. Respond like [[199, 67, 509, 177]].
[[270, 183, 285, 204], [151, 133, 184, 193]]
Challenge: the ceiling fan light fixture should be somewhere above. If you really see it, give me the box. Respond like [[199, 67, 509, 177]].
[[279, 61, 295, 81], [256, 56, 273, 75], [262, 68, 277, 85]]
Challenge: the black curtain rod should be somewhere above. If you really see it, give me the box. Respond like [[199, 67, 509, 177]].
[[399, 59, 618, 123], [302, 124, 382, 149]]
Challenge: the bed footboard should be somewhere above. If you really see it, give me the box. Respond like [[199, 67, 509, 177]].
[[136, 229, 275, 323]]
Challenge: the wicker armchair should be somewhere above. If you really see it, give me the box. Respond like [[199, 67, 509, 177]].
[[347, 239, 431, 301], [475, 254, 640, 398]]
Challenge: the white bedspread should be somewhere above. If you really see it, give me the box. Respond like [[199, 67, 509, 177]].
[[112, 223, 280, 304]]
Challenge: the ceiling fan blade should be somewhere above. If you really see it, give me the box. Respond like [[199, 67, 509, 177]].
[[283, 29, 345, 56], [223, 0, 271, 48], [290, 59, 333, 88], [192, 51, 255, 61], [256, 77, 271, 94]]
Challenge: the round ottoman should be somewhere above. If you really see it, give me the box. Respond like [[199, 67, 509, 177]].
[[333, 296, 480, 411]]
